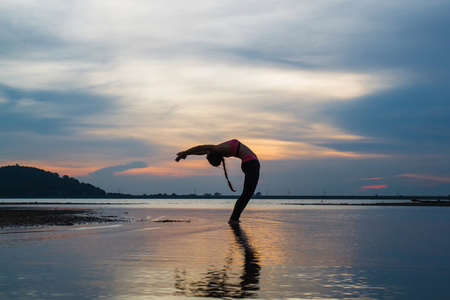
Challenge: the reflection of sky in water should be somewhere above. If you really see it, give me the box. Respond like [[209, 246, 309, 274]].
[[1, 206, 450, 299]]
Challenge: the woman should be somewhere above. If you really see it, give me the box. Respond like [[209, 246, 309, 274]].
[[175, 139, 260, 224]]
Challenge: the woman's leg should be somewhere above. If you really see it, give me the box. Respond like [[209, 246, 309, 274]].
[[229, 160, 260, 222]]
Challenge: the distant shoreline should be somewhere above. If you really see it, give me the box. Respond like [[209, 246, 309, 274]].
[[0, 194, 448, 200], [1, 196, 450, 207], [1, 202, 450, 207], [2, 198, 450, 228]]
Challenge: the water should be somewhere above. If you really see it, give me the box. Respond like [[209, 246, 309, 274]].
[[1, 199, 450, 299], [0, 197, 414, 207]]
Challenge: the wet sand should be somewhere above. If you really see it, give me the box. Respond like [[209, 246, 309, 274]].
[[0, 207, 124, 228], [1, 205, 450, 299]]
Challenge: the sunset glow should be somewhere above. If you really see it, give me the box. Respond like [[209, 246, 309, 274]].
[[1, 0, 450, 195]]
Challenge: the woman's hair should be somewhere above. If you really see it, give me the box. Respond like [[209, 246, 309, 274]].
[[207, 151, 236, 192]]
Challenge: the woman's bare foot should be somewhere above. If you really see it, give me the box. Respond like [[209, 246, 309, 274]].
[[228, 219, 240, 225]]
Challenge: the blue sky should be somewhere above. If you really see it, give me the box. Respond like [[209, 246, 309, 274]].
[[1, 0, 449, 196]]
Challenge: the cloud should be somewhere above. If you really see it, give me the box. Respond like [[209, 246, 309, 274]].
[[0, 0, 413, 158], [359, 185, 388, 190], [320, 85, 450, 157], [89, 161, 148, 177], [397, 174, 450, 184], [334, 1, 450, 77], [1, 0, 450, 196], [0, 85, 118, 134]]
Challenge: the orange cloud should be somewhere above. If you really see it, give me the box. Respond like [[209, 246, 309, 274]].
[[245, 138, 388, 161], [118, 160, 216, 177], [397, 173, 450, 183], [359, 185, 388, 190]]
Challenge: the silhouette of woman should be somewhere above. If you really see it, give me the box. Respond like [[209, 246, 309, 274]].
[[175, 139, 260, 224]]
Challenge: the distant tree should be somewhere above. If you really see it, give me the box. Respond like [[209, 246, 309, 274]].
[[0, 165, 106, 198]]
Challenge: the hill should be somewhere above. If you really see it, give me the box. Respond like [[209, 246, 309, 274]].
[[0, 165, 106, 198]]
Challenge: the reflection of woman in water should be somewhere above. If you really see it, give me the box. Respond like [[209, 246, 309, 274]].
[[229, 224, 261, 293], [175, 139, 260, 224], [174, 224, 260, 298]]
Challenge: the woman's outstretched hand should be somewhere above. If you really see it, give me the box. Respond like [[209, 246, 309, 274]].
[[175, 152, 187, 162]]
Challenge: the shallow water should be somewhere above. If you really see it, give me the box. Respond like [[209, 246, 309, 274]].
[[1, 204, 450, 299], [0, 197, 414, 207]]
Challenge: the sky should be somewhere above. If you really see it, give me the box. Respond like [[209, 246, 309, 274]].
[[1, 0, 450, 196]]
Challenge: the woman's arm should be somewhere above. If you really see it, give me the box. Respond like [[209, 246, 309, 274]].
[[175, 144, 215, 162]]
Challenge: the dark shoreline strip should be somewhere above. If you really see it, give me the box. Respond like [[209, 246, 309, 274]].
[[0, 208, 122, 228], [0, 202, 133, 205], [281, 202, 450, 206]]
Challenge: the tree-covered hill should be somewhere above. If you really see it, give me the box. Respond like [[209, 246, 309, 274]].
[[0, 165, 106, 198]]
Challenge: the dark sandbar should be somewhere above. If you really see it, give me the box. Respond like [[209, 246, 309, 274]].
[[281, 201, 450, 206], [0, 207, 122, 228]]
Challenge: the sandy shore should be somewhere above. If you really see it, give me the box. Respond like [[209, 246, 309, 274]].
[[0, 207, 121, 228]]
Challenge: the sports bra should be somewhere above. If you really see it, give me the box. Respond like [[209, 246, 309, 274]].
[[227, 139, 240, 157], [226, 139, 258, 162]]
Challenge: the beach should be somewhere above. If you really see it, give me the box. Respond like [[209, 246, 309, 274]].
[[0, 207, 127, 228], [1, 201, 450, 299]]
